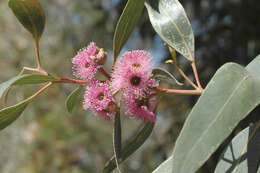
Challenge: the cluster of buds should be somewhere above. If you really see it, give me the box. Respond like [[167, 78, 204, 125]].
[[72, 42, 158, 122]]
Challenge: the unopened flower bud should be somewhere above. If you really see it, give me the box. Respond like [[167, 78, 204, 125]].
[[91, 48, 107, 65]]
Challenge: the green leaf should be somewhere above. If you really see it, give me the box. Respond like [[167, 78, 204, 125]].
[[113, 0, 146, 62], [152, 156, 173, 173], [152, 67, 183, 86], [145, 0, 194, 61], [171, 63, 260, 173], [113, 113, 122, 172], [65, 86, 83, 114], [8, 0, 46, 40], [0, 97, 32, 130], [13, 74, 55, 85], [215, 122, 260, 173], [103, 122, 154, 173], [246, 54, 260, 76], [0, 74, 55, 99]]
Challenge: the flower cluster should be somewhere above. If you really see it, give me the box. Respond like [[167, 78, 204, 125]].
[[72, 43, 158, 122], [112, 50, 158, 122]]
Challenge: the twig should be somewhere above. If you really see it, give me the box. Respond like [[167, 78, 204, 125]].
[[99, 67, 111, 80], [155, 87, 203, 95], [191, 60, 202, 89]]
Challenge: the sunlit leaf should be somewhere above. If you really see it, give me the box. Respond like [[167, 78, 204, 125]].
[[172, 63, 260, 173], [215, 122, 260, 173], [145, 0, 194, 61], [246, 54, 260, 76], [113, 0, 146, 62], [65, 86, 83, 114], [8, 0, 46, 40]]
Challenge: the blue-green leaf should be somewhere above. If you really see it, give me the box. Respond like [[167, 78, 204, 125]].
[[172, 63, 260, 173], [152, 67, 183, 86], [145, 0, 194, 61], [215, 122, 260, 173], [152, 156, 173, 173]]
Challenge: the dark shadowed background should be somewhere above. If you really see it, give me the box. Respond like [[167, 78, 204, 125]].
[[0, 0, 259, 172]]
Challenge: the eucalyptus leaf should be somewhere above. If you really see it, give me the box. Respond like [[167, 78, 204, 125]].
[[13, 74, 55, 85], [172, 63, 260, 173], [113, 113, 122, 172], [113, 0, 146, 62], [103, 122, 154, 173], [65, 86, 83, 114], [0, 97, 32, 130], [8, 0, 46, 40], [152, 67, 183, 86], [145, 0, 194, 61], [246, 54, 260, 76], [0, 74, 54, 99], [215, 122, 260, 173], [152, 156, 173, 173]]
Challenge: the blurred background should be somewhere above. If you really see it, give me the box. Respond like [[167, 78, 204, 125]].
[[0, 0, 259, 172]]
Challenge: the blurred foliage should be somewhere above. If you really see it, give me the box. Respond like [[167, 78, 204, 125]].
[[0, 0, 259, 172]]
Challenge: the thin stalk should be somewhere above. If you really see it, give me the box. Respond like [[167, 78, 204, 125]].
[[29, 82, 53, 100], [99, 67, 111, 80], [155, 87, 203, 95], [34, 40, 48, 76], [175, 64, 198, 89], [53, 78, 88, 85], [191, 60, 202, 89]]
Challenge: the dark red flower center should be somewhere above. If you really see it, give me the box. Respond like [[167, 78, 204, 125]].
[[131, 76, 141, 86], [132, 63, 142, 68], [85, 62, 90, 68], [98, 93, 105, 101]]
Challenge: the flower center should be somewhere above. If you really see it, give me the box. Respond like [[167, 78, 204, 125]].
[[98, 93, 105, 101], [136, 98, 149, 107], [132, 63, 142, 68], [85, 62, 91, 68], [131, 76, 141, 86]]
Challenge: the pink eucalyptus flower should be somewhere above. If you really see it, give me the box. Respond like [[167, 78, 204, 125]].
[[72, 42, 100, 80], [124, 89, 157, 122], [84, 80, 116, 120], [111, 50, 155, 97]]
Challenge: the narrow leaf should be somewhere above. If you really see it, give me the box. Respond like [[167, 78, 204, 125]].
[[172, 63, 260, 173], [0, 74, 55, 99], [113, 113, 122, 172], [13, 74, 55, 85], [145, 0, 194, 61], [65, 86, 83, 114], [152, 67, 183, 86], [8, 0, 46, 40], [0, 97, 32, 130], [152, 156, 173, 173], [113, 0, 146, 62], [215, 122, 260, 173], [103, 122, 154, 173]]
